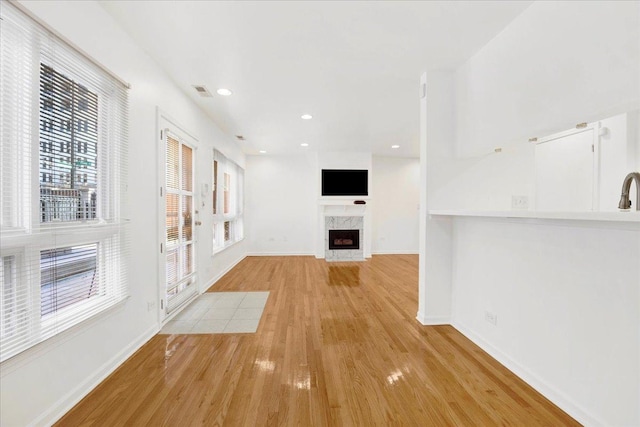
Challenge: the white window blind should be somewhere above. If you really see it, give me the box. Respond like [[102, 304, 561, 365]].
[[212, 150, 244, 252], [164, 132, 196, 312], [0, 2, 129, 362]]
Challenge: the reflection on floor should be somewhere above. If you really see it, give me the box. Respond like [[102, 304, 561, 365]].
[[58, 256, 578, 426], [159, 291, 269, 334]]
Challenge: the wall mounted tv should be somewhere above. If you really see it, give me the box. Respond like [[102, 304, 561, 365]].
[[321, 169, 368, 196]]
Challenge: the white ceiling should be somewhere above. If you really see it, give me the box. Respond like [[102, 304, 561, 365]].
[[100, 1, 532, 158]]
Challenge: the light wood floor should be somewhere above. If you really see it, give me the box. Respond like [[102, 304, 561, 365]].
[[57, 255, 579, 426]]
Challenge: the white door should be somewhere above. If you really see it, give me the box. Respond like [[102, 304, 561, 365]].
[[161, 128, 197, 316], [535, 128, 596, 211]]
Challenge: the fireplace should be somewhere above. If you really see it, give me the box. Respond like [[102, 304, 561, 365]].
[[328, 229, 360, 250], [324, 215, 364, 261]]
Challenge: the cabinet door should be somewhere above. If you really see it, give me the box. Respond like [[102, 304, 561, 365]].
[[535, 129, 595, 211]]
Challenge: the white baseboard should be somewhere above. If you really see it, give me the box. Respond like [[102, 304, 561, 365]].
[[245, 252, 315, 257], [245, 253, 377, 260], [416, 311, 450, 325], [451, 320, 604, 427], [35, 324, 158, 427], [371, 250, 418, 255]]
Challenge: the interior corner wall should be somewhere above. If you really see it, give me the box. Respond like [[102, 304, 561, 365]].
[[455, 0, 640, 158], [371, 156, 419, 254], [629, 109, 640, 170], [244, 153, 318, 255], [446, 0, 640, 212], [417, 71, 455, 325], [1, 2, 246, 426]]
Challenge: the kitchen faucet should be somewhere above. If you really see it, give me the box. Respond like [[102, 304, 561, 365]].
[[618, 172, 640, 210]]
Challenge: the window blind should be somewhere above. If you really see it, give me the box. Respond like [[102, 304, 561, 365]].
[[164, 133, 195, 312], [212, 150, 244, 252], [0, 2, 129, 362]]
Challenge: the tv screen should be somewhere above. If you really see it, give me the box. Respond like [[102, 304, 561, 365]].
[[321, 169, 368, 196]]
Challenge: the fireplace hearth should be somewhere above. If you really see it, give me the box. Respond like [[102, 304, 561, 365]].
[[328, 229, 360, 250]]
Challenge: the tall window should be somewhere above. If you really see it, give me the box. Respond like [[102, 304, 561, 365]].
[[212, 150, 243, 252], [0, 3, 129, 362]]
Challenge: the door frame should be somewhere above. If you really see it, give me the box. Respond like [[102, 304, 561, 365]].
[[534, 122, 600, 211], [156, 109, 200, 324]]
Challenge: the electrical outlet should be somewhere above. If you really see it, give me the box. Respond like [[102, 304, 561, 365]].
[[485, 311, 498, 326], [511, 195, 529, 210], [147, 301, 155, 311]]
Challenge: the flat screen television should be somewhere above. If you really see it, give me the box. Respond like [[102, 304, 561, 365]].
[[321, 169, 368, 196]]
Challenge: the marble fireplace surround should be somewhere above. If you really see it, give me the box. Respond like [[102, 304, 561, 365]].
[[325, 215, 364, 261], [317, 198, 371, 260]]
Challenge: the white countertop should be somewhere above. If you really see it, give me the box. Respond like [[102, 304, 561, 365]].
[[429, 209, 640, 223]]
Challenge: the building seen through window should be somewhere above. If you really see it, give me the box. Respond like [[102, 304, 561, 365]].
[[39, 64, 98, 222]]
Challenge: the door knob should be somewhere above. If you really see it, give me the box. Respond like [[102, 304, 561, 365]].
[[195, 221, 202, 226]]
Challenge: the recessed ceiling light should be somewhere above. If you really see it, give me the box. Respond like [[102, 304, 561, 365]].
[[300, 143, 309, 147], [216, 88, 233, 96], [391, 145, 400, 149], [259, 150, 267, 154], [301, 114, 313, 120]]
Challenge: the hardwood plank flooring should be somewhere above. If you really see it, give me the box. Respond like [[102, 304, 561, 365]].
[[56, 255, 579, 426]]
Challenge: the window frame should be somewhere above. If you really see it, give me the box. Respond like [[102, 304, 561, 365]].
[[162, 129, 197, 313], [212, 150, 244, 253], [0, 2, 129, 362]]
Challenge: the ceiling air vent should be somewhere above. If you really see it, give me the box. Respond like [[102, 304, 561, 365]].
[[192, 85, 213, 97], [235, 135, 245, 141]]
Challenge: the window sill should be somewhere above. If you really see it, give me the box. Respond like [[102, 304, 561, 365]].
[[212, 237, 245, 256]]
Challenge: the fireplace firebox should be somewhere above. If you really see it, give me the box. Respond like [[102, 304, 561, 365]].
[[328, 229, 360, 250]]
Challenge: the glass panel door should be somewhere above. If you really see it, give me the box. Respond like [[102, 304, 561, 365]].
[[164, 132, 196, 313]]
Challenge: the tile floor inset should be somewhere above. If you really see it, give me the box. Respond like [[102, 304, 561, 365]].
[[224, 318, 261, 333], [202, 308, 237, 320], [159, 291, 269, 335], [232, 308, 264, 319], [238, 297, 269, 309], [190, 319, 229, 334]]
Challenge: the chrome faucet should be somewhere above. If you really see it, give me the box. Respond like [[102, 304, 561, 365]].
[[618, 172, 640, 210]]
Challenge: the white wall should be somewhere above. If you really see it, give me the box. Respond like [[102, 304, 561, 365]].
[[245, 153, 421, 256], [420, 1, 640, 426], [455, 0, 640, 158], [451, 218, 639, 426], [442, 0, 640, 211], [371, 156, 419, 254], [245, 153, 318, 255], [417, 71, 455, 325], [1, 2, 246, 426]]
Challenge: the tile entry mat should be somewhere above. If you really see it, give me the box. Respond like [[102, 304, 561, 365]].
[[159, 291, 269, 335]]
